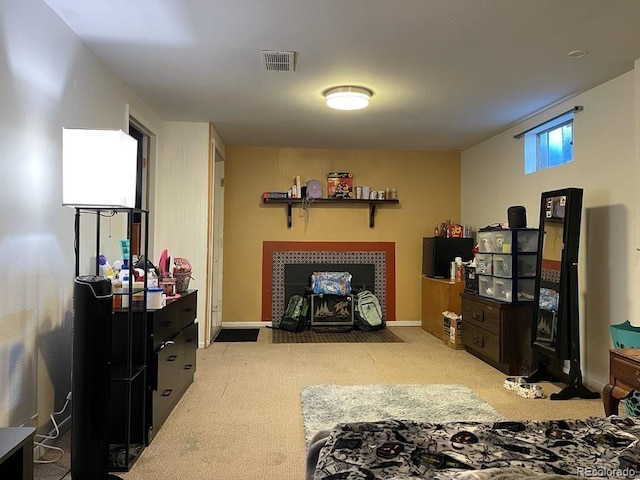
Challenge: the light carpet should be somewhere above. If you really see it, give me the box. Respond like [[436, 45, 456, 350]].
[[301, 383, 506, 443]]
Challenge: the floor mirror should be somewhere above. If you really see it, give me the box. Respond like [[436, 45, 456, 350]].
[[526, 187, 599, 400]]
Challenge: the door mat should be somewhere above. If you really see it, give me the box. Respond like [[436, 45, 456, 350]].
[[272, 328, 403, 344], [214, 328, 260, 342]]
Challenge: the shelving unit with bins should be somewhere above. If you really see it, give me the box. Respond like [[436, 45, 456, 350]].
[[74, 207, 149, 472], [475, 228, 538, 303]]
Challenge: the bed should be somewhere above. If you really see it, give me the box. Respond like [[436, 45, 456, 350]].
[[306, 416, 640, 479]]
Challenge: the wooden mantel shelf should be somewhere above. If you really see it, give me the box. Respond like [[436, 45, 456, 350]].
[[262, 197, 400, 228]]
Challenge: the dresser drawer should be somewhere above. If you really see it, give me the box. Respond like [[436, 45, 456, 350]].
[[610, 353, 640, 390], [462, 298, 500, 335], [150, 291, 197, 352], [462, 321, 500, 363]]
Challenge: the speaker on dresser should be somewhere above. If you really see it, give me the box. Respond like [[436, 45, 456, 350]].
[[507, 206, 527, 229], [71, 276, 121, 480]]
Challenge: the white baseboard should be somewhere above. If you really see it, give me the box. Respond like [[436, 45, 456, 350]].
[[391, 320, 421, 327], [219, 321, 422, 328], [221, 322, 271, 328]]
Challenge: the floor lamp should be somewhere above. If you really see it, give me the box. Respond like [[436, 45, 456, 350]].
[[63, 128, 137, 479]]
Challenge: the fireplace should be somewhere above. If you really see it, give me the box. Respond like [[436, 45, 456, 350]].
[[262, 241, 395, 322]]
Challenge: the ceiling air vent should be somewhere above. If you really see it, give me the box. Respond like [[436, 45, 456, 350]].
[[261, 50, 296, 72]]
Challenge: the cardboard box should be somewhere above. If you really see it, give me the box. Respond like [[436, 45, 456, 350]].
[[327, 172, 353, 198], [443, 312, 465, 350]]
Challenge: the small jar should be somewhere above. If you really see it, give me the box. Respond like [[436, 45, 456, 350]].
[[391, 188, 397, 199]]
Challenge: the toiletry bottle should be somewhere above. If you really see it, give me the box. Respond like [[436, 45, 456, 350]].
[[147, 268, 158, 288], [120, 259, 130, 308], [455, 257, 463, 282]]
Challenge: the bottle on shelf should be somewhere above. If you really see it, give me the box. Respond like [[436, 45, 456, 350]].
[[112, 277, 122, 309], [455, 256, 463, 282], [120, 260, 130, 308], [147, 268, 158, 288]]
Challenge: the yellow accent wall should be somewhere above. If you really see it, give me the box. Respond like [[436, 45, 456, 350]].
[[223, 147, 462, 322]]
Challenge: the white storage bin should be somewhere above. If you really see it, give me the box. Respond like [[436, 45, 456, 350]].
[[475, 254, 493, 274], [478, 231, 513, 253], [492, 254, 512, 278], [492, 278, 512, 302], [492, 278, 536, 302], [478, 275, 494, 298]]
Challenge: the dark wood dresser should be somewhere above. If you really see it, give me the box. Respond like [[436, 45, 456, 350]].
[[603, 348, 640, 416], [461, 292, 534, 375]]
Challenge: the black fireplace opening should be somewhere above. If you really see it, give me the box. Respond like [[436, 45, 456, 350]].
[[284, 263, 376, 301]]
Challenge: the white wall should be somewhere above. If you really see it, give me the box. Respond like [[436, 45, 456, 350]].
[[0, 0, 162, 429], [154, 121, 211, 345], [461, 69, 637, 389]]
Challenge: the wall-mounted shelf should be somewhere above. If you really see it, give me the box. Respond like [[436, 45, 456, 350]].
[[262, 198, 400, 228]]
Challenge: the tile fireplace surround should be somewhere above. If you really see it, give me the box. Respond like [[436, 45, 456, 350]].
[[262, 241, 396, 322]]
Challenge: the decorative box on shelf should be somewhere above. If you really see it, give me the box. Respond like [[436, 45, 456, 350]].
[[327, 172, 353, 199]]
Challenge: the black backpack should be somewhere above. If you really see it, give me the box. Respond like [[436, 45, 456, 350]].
[[354, 290, 385, 331], [277, 295, 309, 332]]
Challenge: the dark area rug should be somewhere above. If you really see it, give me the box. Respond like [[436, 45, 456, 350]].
[[214, 328, 260, 342], [272, 328, 403, 344]]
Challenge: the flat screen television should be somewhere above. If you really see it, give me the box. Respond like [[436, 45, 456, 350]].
[[422, 237, 474, 278]]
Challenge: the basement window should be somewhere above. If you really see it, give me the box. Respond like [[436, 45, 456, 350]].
[[524, 111, 574, 174]]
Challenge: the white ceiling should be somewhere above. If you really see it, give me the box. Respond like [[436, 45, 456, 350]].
[[42, 0, 640, 151]]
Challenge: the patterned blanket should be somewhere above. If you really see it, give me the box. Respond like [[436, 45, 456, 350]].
[[309, 416, 640, 479]]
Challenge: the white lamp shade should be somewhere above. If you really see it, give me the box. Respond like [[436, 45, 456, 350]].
[[62, 128, 138, 208]]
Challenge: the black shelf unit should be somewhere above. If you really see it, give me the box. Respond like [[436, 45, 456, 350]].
[[74, 207, 149, 472], [262, 197, 399, 228]]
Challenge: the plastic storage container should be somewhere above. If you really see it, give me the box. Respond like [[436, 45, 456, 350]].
[[146, 287, 165, 310], [475, 254, 493, 274], [478, 276, 494, 298], [491, 278, 536, 303], [476, 228, 538, 303], [478, 229, 538, 254]]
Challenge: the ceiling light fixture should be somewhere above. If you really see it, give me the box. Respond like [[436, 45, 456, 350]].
[[324, 86, 372, 110]]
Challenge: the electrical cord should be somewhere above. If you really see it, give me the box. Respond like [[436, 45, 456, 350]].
[[34, 391, 71, 464], [301, 196, 315, 227]]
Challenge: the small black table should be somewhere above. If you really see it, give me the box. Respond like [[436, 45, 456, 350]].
[[0, 427, 36, 480]]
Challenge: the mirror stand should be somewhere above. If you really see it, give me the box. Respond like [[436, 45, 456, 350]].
[[526, 188, 599, 400]]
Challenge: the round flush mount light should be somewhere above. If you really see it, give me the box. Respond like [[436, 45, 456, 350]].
[[324, 86, 372, 110]]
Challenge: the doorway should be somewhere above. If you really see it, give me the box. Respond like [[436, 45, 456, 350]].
[[208, 145, 224, 344]]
